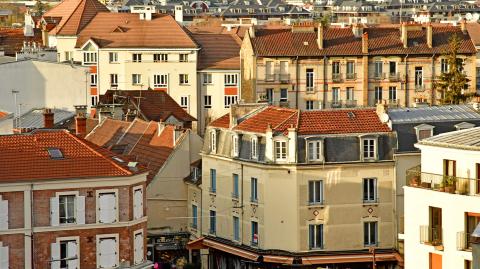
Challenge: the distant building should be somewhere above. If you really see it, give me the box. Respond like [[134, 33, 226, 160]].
[[404, 127, 480, 269], [0, 108, 75, 134]]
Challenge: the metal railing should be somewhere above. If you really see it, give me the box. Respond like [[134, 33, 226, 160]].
[[406, 166, 476, 195], [388, 72, 401, 81], [265, 74, 275, 82], [415, 84, 426, 92], [346, 73, 357, 80], [373, 72, 385, 80], [457, 231, 472, 251], [264, 74, 290, 83], [332, 73, 343, 82], [328, 101, 343, 108], [420, 225, 442, 246], [345, 99, 357, 108]]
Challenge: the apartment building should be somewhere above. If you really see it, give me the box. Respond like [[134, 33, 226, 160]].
[[240, 22, 477, 110], [187, 104, 401, 268], [0, 128, 151, 269], [404, 127, 480, 269]]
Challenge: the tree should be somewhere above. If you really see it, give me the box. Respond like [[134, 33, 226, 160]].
[[33, 0, 47, 16], [434, 33, 471, 104]]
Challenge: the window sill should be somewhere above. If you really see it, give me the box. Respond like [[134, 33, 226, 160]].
[[362, 200, 379, 206], [307, 202, 325, 208], [204, 106, 212, 109], [109, 62, 119, 64], [179, 84, 191, 86], [309, 247, 324, 251], [250, 199, 259, 205]]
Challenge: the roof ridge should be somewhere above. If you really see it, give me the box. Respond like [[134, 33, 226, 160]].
[[64, 129, 133, 175], [124, 119, 152, 155], [84, 115, 108, 140], [272, 109, 299, 130], [55, 0, 85, 35]]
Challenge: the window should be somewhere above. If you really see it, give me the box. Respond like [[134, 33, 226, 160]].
[[0, 197, 8, 230], [154, 53, 168, 62], [332, 61, 340, 75], [308, 140, 322, 161], [251, 221, 258, 246], [266, 88, 274, 104], [98, 192, 117, 223], [415, 124, 434, 141], [265, 61, 274, 80], [110, 74, 118, 87], [179, 74, 189, 85], [192, 205, 198, 229], [97, 236, 119, 268], [346, 61, 355, 79], [179, 53, 188, 62], [415, 66, 423, 86], [91, 96, 98, 106], [232, 135, 239, 157], [374, 86, 383, 102], [133, 231, 144, 265], [280, 61, 288, 75], [362, 138, 376, 160], [51, 240, 78, 269], [306, 68, 314, 91], [210, 130, 216, 153], [224, 95, 238, 108], [233, 174, 239, 198], [374, 61, 383, 77], [309, 224, 324, 249], [90, 74, 97, 86], [109, 52, 118, 63], [306, 100, 314, 110], [441, 58, 449, 73], [225, 74, 238, 86], [364, 221, 378, 246], [443, 159, 456, 177], [59, 195, 76, 224], [363, 178, 377, 203], [154, 74, 168, 87], [65, 51, 73, 61], [209, 210, 216, 234], [251, 136, 258, 159], [233, 216, 240, 241], [203, 73, 212, 84], [132, 74, 141, 85], [210, 169, 216, 193], [180, 96, 189, 109], [132, 53, 142, 62], [133, 187, 144, 220], [83, 52, 97, 64], [204, 95, 212, 108], [332, 87, 339, 103], [0, 244, 8, 268], [251, 177, 258, 202], [309, 180, 324, 205], [388, 86, 397, 100], [280, 88, 288, 102], [389, 61, 397, 74], [275, 140, 287, 160], [346, 87, 354, 101]]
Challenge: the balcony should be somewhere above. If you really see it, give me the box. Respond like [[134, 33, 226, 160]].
[[332, 73, 343, 82], [346, 73, 357, 80], [373, 72, 385, 80], [328, 101, 343, 108], [457, 231, 472, 251], [387, 99, 399, 107], [388, 72, 401, 82], [306, 86, 316, 93], [407, 166, 477, 195], [265, 74, 275, 82], [279, 74, 290, 83], [415, 84, 426, 92], [264, 74, 291, 83], [420, 225, 443, 246], [345, 99, 357, 108]]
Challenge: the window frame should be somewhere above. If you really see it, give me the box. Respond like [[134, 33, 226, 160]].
[[361, 137, 377, 160], [307, 140, 323, 162], [233, 216, 240, 241], [225, 73, 238, 86], [132, 53, 142, 63], [96, 234, 120, 269], [132, 74, 142, 85], [90, 73, 97, 87], [204, 95, 212, 108], [209, 210, 216, 234], [363, 178, 378, 203], [153, 74, 168, 88], [203, 73, 213, 85], [232, 134, 239, 157], [110, 74, 118, 87], [83, 52, 97, 65], [308, 180, 324, 205], [210, 169, 216, 193], [363, 221, 378, 246], [224, 95, 238, 108], [414, 124, 434, 141], [109, 52, 118, 63], [95, 189, 119, 224], [179, 74, 189, 85], [309, 224, 324, 249], [251, 177, 258, 202], [274, 140, 287, 161], [251, 136, 258, 159], [251, 221, 259, 246], [210, 130, 217, 153], [133, 185, 144, 220]]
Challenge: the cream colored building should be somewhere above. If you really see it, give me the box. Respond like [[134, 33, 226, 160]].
[[240, 22, 477, 110], [188, 104, 401, 269]]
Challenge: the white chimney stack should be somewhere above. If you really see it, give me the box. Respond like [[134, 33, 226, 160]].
[[175, 5, 183, 24]]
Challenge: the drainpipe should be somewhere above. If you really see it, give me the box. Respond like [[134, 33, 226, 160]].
[[471, 223, 480, 269], [431, 54, 436, 105], [240, 163, 244, 246], [404, 54, 409, 107], [323, 55, 328, 109], [295, 56, 299, 109]]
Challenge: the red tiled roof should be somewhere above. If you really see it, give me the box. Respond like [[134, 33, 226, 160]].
[[0, 28, 42, 56], [43, 0, 109, 36], [75, 13, 198, 48], [84, 118, 130, 148], [101, 90, 196, 123], [191, 33, 241, 70], [466, 22, 480, 46], [251, 25, 476, 56], [210, 107, 391, 135], [0, 129, 134, 182]]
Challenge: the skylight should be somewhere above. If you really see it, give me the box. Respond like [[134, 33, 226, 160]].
[[47, 148, 64, 159]]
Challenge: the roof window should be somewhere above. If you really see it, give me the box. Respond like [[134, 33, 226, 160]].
[[47, 148, 64, 159]]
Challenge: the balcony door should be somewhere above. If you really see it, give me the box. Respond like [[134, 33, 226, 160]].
[[443, 159, 456, 177], [430, 206, 442, 244], [429, 253, 442, 269]]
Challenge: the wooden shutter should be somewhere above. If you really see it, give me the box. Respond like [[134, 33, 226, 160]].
[[51, 242, 60, 269], [134, 189, 143, 220], [0, 197, 8, 230], [76, 196, 85, 224], [99, 194, 116, 223], [134, 233, 144, 264], [0, 245, 8, 269], [99, 238, 118, 268], [67, 241, 78, 269], [50, 197, 59, 226]]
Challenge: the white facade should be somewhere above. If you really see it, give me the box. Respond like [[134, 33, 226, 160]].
[[404, 143, 480, 269]]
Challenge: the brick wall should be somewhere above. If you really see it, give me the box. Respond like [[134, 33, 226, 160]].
[[0, 191, 24, 229], [0, 234, 25, 269]]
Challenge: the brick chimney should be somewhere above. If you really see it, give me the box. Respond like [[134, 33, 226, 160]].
[[352, 23, 363, 38], [362, 32, 368, 54], [460, 18, 467, 33], [317, 23, 324, 49], [426, 23, 433, 48], [43, 108, 54, 129], [401, 22, 408, 48], [75, 112, 87, 138]]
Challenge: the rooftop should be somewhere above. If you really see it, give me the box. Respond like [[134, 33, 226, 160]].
[[3, 108, 76, 129], [388, 105, 480, 124], [0, 129, 136, 183], [418, 127, 480, 150], [0, 28, 42, 56]]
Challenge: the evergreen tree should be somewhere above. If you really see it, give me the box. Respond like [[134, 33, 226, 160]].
[[34, 0, 47, 15], [434, 34, 471, 104]]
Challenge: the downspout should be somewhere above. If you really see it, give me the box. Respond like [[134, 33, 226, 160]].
[[431, 54, 436, 105], [323, 56, 328, 109], [30, 183, 34, 269], [295, 56, 299, 109], [404, 54, 409, 107], [240, 163, 244, 246]]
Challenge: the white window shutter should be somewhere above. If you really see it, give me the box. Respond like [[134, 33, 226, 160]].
[[0, 199, 8, 230], [0, 245, 8, 269], [51, 243, 60, 269], [67, 241, 78, 269], [134, 189, 143, 219], [99, 194, 116, 223], [134, 233, 144, 264], [50, 197, 59, 226], [99, 238, 117, 268], [76, 196, 85, 225]]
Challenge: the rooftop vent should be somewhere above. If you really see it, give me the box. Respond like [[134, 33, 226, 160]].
[[47, 148, 64, 159], [347, 111, 356, 119], [112, 156, 125, 163]]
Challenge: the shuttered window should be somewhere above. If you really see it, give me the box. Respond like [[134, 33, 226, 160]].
[[0, 196, 8, 230], [98, 237, 118, 268], [0, 244, 8, 269], [50, 195, 85, 226], [98, 192, 117, 223], [133, 188, 144, 220], [134, 232, 144, 265], [51, 240, 78, 269]]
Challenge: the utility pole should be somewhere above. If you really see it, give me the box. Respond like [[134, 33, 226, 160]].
[[12, 90, 19, 128], [369, 247, 376, 269]]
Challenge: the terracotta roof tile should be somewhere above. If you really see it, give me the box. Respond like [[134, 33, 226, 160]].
[[0, 28, 42, 56], [191, 33, 240, 70], [84, 118, 130, 148], [233, 106, 298, 133], [75, 13, 198, 48], [209, 114, 230, 128], [251, 25, 476, 56], [0, 129, 134, 182], [466, 22, 480, 46]]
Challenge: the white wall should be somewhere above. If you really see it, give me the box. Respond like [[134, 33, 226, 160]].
[[0, 60, 89, 114]]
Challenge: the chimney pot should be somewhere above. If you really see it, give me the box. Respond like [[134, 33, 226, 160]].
[[461, 18, 467, 33], [43, 108, 54, 129], [427, 23, 433, 48], [75, 115, 87, 138], [401, 22, 408, 48], [362, 32, 368, 54], [317, 23, 324, 49]]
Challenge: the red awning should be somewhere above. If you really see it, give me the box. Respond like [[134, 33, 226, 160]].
[[263, 255, 294, 264], [203, 239, 259, 261], [302, 253, 398, 265], [186, 237, 207, 250]]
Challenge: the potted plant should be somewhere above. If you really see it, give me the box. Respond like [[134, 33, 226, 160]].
[[409, 175, 420, 187], [444, 175, 457, 193], [439, 181, 445, 192]]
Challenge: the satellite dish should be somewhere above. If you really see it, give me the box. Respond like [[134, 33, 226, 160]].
[[466, 13, 473, 21], [380, 113, 390, 123], [473, 13, 480, 21]]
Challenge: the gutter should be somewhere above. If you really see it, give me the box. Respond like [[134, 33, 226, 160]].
[[404, 54, 409, 107], [295, 56, 299, 109]]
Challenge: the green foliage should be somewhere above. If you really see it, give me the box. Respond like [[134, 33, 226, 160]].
[[433, 34, 471, 104], [34, 0, 48, 15]]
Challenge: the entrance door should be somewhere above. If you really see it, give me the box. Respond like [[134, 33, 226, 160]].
[[430, 253, 442, 269]]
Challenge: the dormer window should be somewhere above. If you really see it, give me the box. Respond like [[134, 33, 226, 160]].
[[274, 140, 287, 161], [455, 122, 475, 130], [192, 167, 200, 181], [251, 136, 258, 160], [210, 130, 217, 153], [361, 137, 377, 160], [232, 134, 239, 157], [414, 124, 434, 141], [308, 140, 323, 162], [83, 52, 97, 65]]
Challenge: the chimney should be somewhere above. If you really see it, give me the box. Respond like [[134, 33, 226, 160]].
[[317, 23, 324, 49], [352, 23, 363, 38], [75, 112, 87, 138], [43, 108, 54, 129], [249, 25, 255, 38], [376, 101, 389, 122], [174, 5, 183, 24], [460, 18, 467, 33], [287, 124, 297, 163], [362, 32, 368, 54], [427, 23, 433, 48], [401, 23, 408, 48]]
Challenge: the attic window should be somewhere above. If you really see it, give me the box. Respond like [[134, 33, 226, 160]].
[[414, 124, 434, 141], [47, 148, 64, 159]]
